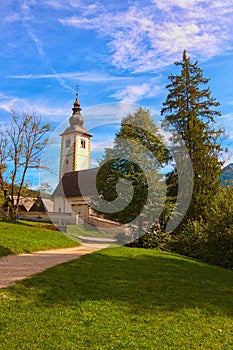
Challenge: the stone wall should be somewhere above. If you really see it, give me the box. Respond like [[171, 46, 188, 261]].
[[87, 215, 127, 234], [0, 208, 75, 225]]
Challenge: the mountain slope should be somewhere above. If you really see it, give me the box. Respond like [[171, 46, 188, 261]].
[[221, 163, 233, 186]]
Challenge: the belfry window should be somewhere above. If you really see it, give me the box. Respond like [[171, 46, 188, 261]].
[[81, 139, 86, 149]]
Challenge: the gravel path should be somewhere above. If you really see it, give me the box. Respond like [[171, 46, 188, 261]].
[[0, 245, 101, 289]]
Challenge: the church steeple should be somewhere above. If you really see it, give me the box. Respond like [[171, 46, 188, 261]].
[[69, 93, 84, 127], [72, 93, 81, 114], [59, 92, 91, 180]]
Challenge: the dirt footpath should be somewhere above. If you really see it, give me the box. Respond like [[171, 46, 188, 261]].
[[0, 245, 101, 289]]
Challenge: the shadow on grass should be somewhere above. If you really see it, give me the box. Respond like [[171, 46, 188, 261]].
[[0, 246, 14, 257], [13, 247, 233, 316], [0, 219, 51, 228], [0, 218, 34, 225]]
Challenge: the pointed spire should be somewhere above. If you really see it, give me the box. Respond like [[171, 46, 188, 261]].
[[72, 93, 82, 115], [69, 93, 84, 127]]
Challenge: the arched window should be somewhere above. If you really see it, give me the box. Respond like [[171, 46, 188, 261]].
[[81, 139, 86, 149]]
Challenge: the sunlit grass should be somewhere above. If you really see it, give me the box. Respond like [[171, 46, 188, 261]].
[[0, 247, 232, 349], [0, 220, 78, 257]]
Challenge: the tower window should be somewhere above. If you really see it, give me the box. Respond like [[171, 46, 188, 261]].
[[66, 138, 71, 148], [66, 159, 69, 164], [81, 139, 86, 149]]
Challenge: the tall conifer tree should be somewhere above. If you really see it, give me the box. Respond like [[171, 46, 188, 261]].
[[161, 50, 225, 223]]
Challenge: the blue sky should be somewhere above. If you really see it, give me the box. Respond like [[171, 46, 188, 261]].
[[1, 0, 233, 188]]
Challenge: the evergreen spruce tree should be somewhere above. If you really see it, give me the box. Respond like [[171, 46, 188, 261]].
[[95, 107, 170, 234], [161, 50, 225, 223]]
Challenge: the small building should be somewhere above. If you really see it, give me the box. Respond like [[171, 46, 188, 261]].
[[2, 196, 53, 221]]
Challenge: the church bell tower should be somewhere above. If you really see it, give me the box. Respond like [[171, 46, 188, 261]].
[[59, 93, 91, 180]]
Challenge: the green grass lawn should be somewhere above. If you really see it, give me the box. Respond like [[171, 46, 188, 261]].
[[66, 223, 100, 237], [0, 247, 232, 349], [0, 220, 79, 257], [64, 224, 115, 244]]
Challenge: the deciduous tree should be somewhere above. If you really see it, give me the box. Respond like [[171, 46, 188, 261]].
[[95, 107, 170, 234], [0, 112, 50, 218]]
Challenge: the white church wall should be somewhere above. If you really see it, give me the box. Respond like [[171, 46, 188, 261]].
[[53, 196, 72, 214], [74, 135, 90, 171], [59, 134, 75, 179]]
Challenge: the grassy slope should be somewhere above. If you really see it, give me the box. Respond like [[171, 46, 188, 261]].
[[66, 223, 115, 238], [0, 247, 232, 349], [0, 220, 78, 257]]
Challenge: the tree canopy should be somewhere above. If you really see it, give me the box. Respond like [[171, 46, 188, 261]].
[[95, 107, 169, 234]]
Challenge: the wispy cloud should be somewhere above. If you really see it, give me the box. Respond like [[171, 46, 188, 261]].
[[9, 71, 129, 83], [111, 83, 161, 103], [45, 0, 99, 13], [0, 93, 32, 114], [59, 0, 233, 72], [91, 140, 115, 152], [0, 93, 69, 121], [83, 102, 139, 129], [18, 1, 47, 62], [50, 68, 74, 93], [4, 13, 22, 22], [219, 112, 233, 121]]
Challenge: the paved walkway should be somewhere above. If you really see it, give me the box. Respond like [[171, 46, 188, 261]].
[[0, 245, 101, 289], [76, 235, 117, 248]]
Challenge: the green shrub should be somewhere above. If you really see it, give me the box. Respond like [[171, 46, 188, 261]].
[[127, 187, 233, 269], [170, 219, 208, 260], [205, 228, 233, 268], [127, 223, 171, 250], [204, 186, 233, 268], [170, 187, 233, 268], [137, 230, 171, 250]]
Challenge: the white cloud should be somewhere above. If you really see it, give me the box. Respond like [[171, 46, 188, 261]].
[[26, 27, 46, 61], [91, 140, 114, 152], [44, 0, 100, 16], [9, 71, 129, 83], [44, 0, 69, 9], [219, 113, 233, 137], [111, 83, 161, 104], [83, 102, 139, 129], [90, 160, 99, 167], [220, 112, 233, 120], [4, 14, 22, 22], [152, 0, 204, 10], [0, 93, 69, 121], [0, 93, 31, 114], [59, 0, 233, 72]]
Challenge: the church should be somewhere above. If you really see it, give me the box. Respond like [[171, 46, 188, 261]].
[[52, 93, 124, 233]]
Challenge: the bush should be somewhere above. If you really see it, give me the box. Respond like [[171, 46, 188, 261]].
[[205, 228, 233, 268], [170, 187, 233, 268], [170, 219, 208, 260], [127, 187, 233, 269], [137, 231, 171, 250], [127, 223, 171, 250], [204, 186, 233, 268]]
